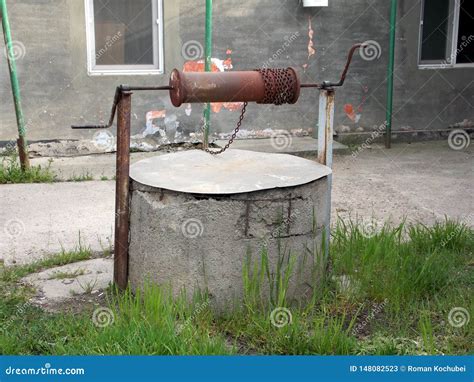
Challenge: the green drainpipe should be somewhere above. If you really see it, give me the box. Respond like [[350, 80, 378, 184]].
[[385, 0, 397, 149], [202, 0, 213, 149], [1, 0, 30, 169]]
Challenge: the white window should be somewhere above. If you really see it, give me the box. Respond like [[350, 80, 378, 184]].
[[419, 0, 474, 68], [85, 0, 163, 75]]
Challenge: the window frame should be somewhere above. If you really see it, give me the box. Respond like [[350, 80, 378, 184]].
[[418, 0, 474, 69], [84, 0, 164, 76]]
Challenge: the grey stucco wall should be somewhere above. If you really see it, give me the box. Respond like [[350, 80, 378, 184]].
[[0, 0, 472, 143], [393, 0, 473, 138]]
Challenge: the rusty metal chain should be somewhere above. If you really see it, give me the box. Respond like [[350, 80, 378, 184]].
[[203, 101, 248, 155], [203, 68, 297, 155]]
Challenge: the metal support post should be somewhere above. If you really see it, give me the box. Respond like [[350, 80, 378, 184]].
[[1, 0, 30, 169], [317, 88, 335, 259], [113, 92, 132, 290]]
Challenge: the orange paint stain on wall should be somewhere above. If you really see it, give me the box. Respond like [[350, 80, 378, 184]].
[[307, 16, 316, 60], [344, 103, 362, 123], [146, 110, 166, 120], [183, 52, 242, 113], [182, 60, 219, 73]]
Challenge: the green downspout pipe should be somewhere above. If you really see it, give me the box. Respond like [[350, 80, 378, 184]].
[[1, 0, 29, 169], [385, 0, 397, 149], [202, 0, 212, 149]]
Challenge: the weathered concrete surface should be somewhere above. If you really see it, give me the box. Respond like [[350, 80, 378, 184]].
[[17, 137, 348, 158], [29, 152, 159, 181], [332, 141, 474, 227], [214, 137, 348, 155], [0, 181, 115, 266], [22, 258, 113, 304], [129, 177, 329, 310], [21, 258, 113, 310], [0, 141, 471, 267]]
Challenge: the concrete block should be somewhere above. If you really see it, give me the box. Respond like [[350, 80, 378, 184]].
[[129, 177, 329, 311]]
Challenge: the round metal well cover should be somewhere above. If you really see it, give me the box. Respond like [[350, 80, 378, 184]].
[[130, 149, 331, 195]]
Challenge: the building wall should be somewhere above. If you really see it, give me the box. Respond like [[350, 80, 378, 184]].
[[0, 0, 472, 143]]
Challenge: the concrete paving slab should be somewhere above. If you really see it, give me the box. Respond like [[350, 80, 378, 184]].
[[30, 152, 160, 181], [0, 181, 115, 266], [332, 141, 473, 227], [21, 258, 113, 310]]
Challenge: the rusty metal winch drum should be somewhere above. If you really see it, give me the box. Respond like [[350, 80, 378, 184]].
[[169, 67, 300, 107]]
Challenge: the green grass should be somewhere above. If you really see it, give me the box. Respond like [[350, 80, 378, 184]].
[[0, 284, 230, 355], [0, 237, 93, 284], [331, 219, 473, 307], [67, 171, 94, 182], [0, 156, 56, 184], [48, 269, 86, 280], [0, 154, 97, 183], [329, 218, 473, 354], [0, 220, 472, 355]]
